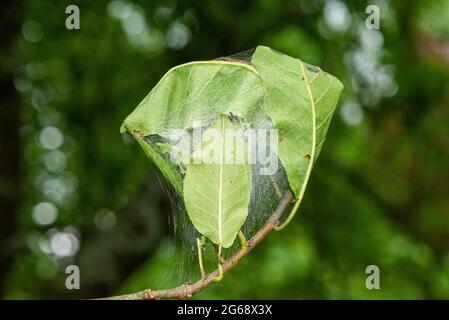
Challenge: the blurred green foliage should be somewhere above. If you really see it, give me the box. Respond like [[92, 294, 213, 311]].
[[1, 0, 449, 299]]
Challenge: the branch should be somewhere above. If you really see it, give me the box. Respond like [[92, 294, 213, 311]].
[[99, 191, 293, 300]]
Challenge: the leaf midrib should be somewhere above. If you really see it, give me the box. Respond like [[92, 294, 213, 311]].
[[217, 115, 225, 252], [297, 61, 316, 199]]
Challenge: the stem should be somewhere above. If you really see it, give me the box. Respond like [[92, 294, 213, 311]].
[[238, 230, 247, 249], [213, 264, 223, 282], [270, 175, 283, 198], [213, 239, 223, 282], [98, 191, 293, 300], [274, 198, 300, 231], [196, 237, 205, 278]]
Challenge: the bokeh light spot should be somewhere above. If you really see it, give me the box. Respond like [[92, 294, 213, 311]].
[[22, 20, 43, 42], [32, 202, 58, 226], [39, 126, 64, 150]]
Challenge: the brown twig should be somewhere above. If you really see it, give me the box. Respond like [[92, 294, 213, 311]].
[[99, 191, 293, 300]]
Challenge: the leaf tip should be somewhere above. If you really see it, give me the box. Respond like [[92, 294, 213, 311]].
[[120, 123, 127, 134]]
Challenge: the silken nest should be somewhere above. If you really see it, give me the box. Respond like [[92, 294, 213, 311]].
[[120, 46, 343, 285]]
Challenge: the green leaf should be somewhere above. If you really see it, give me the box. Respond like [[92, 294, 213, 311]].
[[121, 61, 265, 193], [122, 61, 265, 136], [122, 46, 343, 233], [183, 115, 252, 248], [251, 46, 343, 197]]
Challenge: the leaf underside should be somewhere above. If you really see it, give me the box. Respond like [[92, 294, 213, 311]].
[[122, 61, 264, 196], [183, 116, 252, 248], [251, 46, 343, 196]]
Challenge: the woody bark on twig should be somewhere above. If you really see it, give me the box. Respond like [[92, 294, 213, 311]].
[[99, 191, 293, 300]]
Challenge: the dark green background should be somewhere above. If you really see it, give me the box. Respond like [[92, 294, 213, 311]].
[[1, 0, 449, 299]]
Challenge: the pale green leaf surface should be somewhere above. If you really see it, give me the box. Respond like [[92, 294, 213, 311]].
[[251, 46, 343, 196], [122, 61, 265, 136], [183, 116, 252, 248], [122, 61, 265, 194]]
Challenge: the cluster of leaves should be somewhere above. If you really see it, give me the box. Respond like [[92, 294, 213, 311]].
[[121, 46, 342, 252], [4, 0, 449, 300]]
